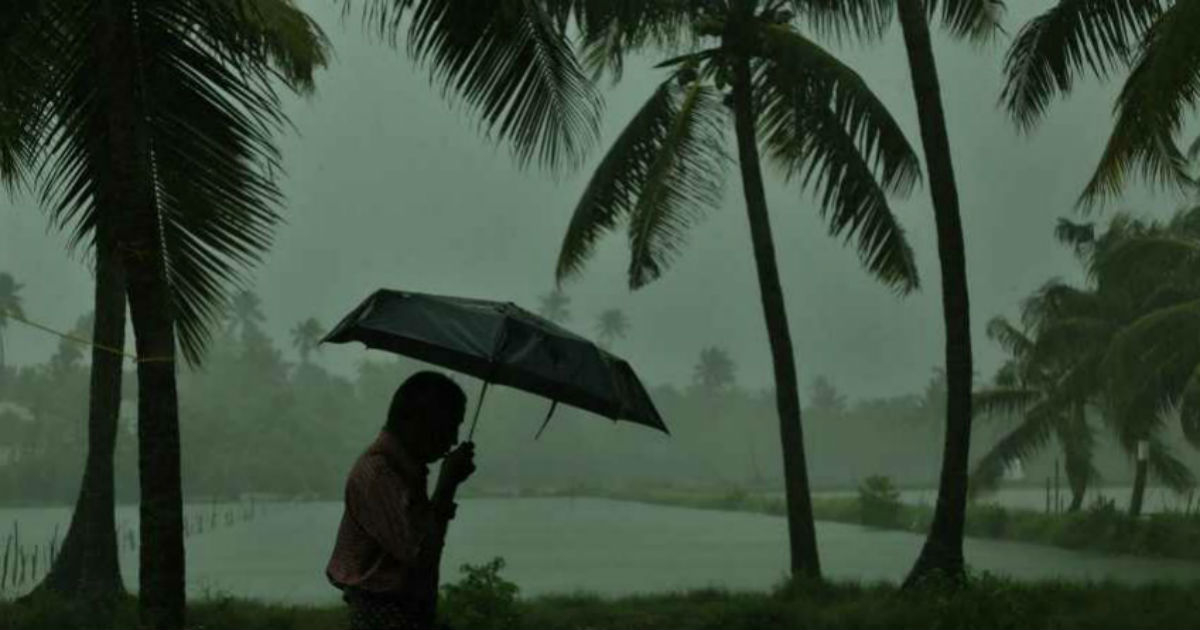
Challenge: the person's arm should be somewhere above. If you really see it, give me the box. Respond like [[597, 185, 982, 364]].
[[416, 442, 477, 561], [349, 458, 447, 565]]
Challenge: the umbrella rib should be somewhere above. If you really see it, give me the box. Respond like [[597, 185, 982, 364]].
[[534, 400, 559, 440], [467, 380, 490, 441]]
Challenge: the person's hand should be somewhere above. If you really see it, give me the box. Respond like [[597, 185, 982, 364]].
[[437, 441, 476, 494]]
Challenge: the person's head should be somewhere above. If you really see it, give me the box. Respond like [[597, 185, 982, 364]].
[[385, 371, 467, 463]]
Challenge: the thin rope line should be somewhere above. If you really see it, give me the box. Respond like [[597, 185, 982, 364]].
[[0, 307, 173, 363]]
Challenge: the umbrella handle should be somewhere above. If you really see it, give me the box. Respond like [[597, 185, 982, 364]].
[[467, 380, 490, 441], [534, 401, 558, 440]]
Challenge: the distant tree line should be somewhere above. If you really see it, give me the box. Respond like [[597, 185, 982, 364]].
[[3, 290, 1195, 506]]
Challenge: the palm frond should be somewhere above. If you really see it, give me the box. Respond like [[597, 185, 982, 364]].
[[204, 0, 331, 95], [1020, 280, 1105, 331], [1057, 358, 1104, 407], [969, 397, 1060, 497], [1101, 298, 1200, 412], [1054, 217, 1095, 256], [973, 386, 1041, 418], [556, 71, 719, 284], [757, 25, 921, 293], [993, 360, 1020, 387], [789, 0, 894, 42], [1091, 234, 1200, 289], [570, 0, 695, 82], [928, 0, 1006, 42], [1001, 0, 1163, 131], [142, 0, 327, 364], [1148, 435, 1196, 492], [347, 0, 602, 171], [627, 80, 727, 289], [1177, 362, 1200, 447], [985, 316, 1033, 358], [0, 0, 64, 192], [1080, 0, 1200, 207]]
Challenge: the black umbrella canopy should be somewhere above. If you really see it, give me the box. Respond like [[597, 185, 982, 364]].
[[322, 289, 668, 434]]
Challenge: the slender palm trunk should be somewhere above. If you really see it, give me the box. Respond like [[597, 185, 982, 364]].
[[1064, 405, 1090, 513], [98, 1, 186, 626], [1129, 455, 1148, 517], [31, 225, 127, 605], [731, 54, 821, 579], [897, 0, 974, 586], [1065, 454, 1088, 512]]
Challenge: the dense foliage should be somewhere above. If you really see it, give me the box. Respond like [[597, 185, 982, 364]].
[[2, 297, 1197, 506]]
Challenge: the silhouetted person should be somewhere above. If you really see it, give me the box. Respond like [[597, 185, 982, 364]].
[[327, 371, 476, 630]]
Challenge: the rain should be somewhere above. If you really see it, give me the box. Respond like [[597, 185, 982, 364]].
[[2, 1, 1200, 628]]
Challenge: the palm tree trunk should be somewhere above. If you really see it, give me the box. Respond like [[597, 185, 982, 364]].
[[1064, 405, 1090, 513], [896, 0, 974, 587], [1129, 456, 1148, 517], [30, 224, 127, 606], [731, 54, 821, 580], [98, 2, 186, 626]]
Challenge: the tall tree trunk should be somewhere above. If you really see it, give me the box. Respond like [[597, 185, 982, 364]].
[[1129, 454, 1148, 517], [897, 0, 974, 587], [97, 1, 186, 626], [1064, 404, 1091, 513], [1065, 452, 1088, 512], [29, 224, 128, 605], [731, 54, 821, 580]]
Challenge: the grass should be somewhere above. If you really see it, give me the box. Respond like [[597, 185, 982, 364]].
[[4, 577, 1200, 629]]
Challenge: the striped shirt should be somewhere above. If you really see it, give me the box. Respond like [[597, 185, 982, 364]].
[[326, 431, 444, 597]]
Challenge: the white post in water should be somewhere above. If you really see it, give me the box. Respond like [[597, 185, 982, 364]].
[[1137, 439, 1150, 462]]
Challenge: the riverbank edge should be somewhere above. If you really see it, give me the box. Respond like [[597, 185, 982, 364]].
[[530, 488, 1200, 564], [4, 576, 1200, 630]]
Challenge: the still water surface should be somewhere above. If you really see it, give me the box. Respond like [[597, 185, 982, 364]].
[[2, 498, 1198, 604]]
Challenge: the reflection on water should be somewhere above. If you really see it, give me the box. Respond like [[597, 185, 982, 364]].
[[2, 498, 1199, 604]]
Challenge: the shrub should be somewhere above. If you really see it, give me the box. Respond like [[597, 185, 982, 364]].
[[857, 475, 902, 528], [970, 503, 1010, 538], [440, 557, 521, 630]]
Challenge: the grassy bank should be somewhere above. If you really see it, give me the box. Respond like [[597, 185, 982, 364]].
[[4, 577, 1200, 629], [554, 486, 1200, 563]]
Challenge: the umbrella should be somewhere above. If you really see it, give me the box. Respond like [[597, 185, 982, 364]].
[[322, 289, 668, 439]]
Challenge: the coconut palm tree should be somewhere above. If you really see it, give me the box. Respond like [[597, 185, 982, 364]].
[[538, 288, 572, 325], [228, 290, 268, 341], [971, 220, 1106, 511], [0, 0, 329, 622], [291, 317, 324, 364], [970, 314, 1100, 512], [694, 346, 736, 395], [796, 0, 1003, 584], [975, 212, 1200, 517], [555, 1, 923, 578], [594, 308, 629, 348], [1086, 206, 1200, 513], [0, 272, 23, 375], [808, 375, 846, 416], [1002, 0, 1199, 205], [891, 0, 1003, 585]]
